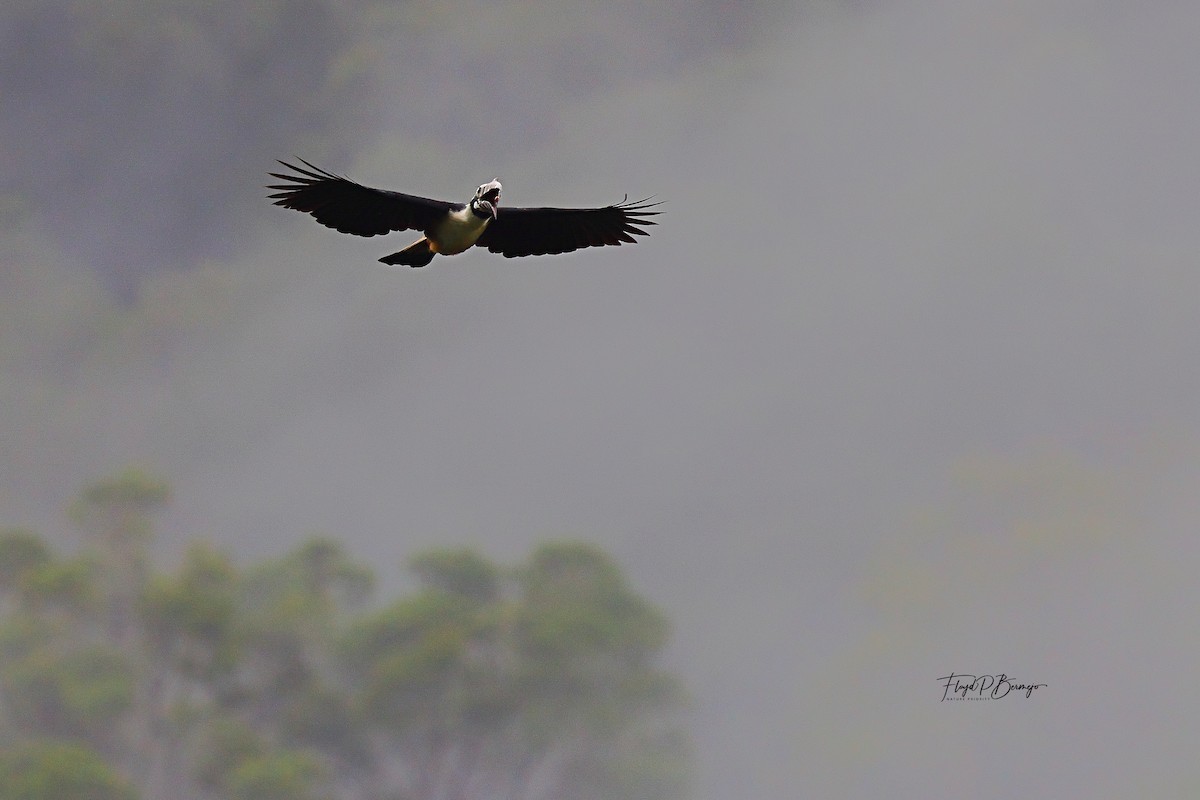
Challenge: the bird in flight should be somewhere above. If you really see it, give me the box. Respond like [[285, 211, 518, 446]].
[[268, 160, 659, 268]]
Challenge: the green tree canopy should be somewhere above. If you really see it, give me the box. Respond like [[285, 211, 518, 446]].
[[0, 741, 138, 800], [0, 470, 691, 800]]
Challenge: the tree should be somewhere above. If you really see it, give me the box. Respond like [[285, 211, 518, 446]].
[[224, 751, 327, 800], [140, 543, 238, 686], [0, 529, 51, 598], [340, 541, 690, 800], [69, 468, 169, 647], [1, 642, 132, 746]]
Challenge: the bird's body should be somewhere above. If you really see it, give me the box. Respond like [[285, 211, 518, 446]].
[[430, 203, 494, 255], [268, 160, 658, 268]]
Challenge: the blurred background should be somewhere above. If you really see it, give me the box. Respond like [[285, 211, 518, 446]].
[[2, 0, 1199, 797]]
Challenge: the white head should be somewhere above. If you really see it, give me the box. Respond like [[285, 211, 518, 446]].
[[471, 179, 502, 220]]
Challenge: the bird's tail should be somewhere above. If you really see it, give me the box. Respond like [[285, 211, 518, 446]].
[[380, 238, 435, 268]]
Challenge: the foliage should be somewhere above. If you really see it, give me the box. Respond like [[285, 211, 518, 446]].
[[0, 469, 691, 800], [0, 740, 138, 800], [224, 751, 327, 800]]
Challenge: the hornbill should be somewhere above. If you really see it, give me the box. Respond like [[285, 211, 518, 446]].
[[268, 160, 660, 268]]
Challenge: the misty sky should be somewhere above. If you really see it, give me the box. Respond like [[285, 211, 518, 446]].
[[4, 1, 1200, 797]]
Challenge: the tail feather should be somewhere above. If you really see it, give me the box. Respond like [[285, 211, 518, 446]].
[[380, 238, 435, 268]]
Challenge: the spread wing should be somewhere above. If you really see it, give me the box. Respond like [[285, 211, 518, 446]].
[[268, 160, 455, 237], [475, 199, 660, 258]]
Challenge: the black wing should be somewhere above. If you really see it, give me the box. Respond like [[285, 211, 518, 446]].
[[268, 160, 455, 237], [475, 198, 660, 258]]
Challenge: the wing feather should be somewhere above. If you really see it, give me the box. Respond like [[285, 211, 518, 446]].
[[268, 160, 455, 237], [475, 199, 660, 258]]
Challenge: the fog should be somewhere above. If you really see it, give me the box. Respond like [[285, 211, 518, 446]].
[[3, 0, 1199, 797]]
